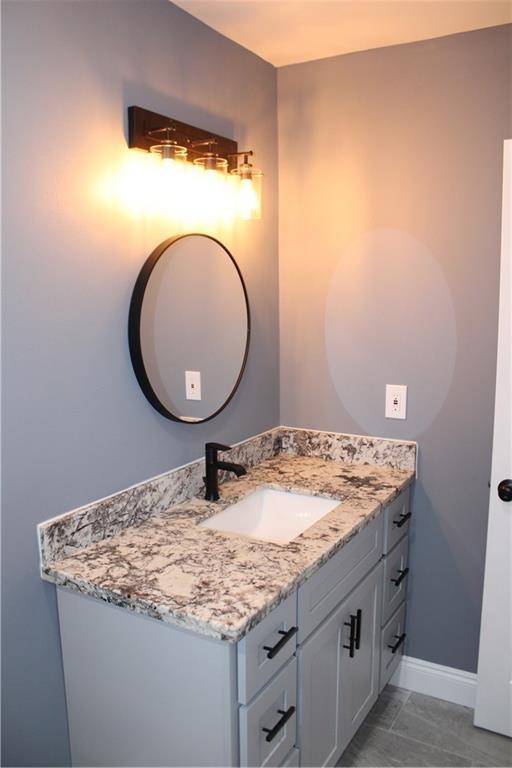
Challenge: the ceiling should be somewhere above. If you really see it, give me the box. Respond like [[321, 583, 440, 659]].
[[172, 0, 512, 67]]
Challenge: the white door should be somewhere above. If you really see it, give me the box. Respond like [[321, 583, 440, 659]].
[[474, 139, 512, 737]]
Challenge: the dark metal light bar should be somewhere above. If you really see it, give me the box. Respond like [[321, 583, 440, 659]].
[[127, 105, 238, 171]]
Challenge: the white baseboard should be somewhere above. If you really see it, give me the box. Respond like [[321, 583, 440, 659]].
[[390, 655, 477, 708]]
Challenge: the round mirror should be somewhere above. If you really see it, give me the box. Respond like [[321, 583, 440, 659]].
[[129, 234, 250, 423]]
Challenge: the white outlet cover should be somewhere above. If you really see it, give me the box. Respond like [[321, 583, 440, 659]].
[[385, 384, 407, 419], [185, 370, 201, 401]]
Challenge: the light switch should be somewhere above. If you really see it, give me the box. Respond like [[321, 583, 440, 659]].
[[385, 385, 407, 419], [185, 370, 201, 401]]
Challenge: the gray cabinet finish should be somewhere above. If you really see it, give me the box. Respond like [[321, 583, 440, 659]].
[[239, 658, 297, 767], [280, 747, 300, 766], [297, 598, 344, 766], [339, 563, 383, 750], [57, 589, 238, 767], [379, 509, 409, 696], [238, 593, 297, 705], [383, 487, 411, 553], [382, 534, 409, 625], [380, 601, 407, 693], [57, 489, 411, 767], [297, 514, 383, 642], [297, 563, 383, 766]]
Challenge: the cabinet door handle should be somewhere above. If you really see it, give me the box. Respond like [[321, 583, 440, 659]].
[[343, 614, 358, 657], [391, 567, 409, 587], [262, 705, 296, 743], [354, 609, 362, 650], [393, 511, 412, 528], [388, 632, 406, 654], [263, 626, 297, 659]]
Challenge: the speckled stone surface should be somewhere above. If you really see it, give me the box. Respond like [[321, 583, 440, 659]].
[[41, 452, 414, 642], [38, 428, 280, 566], [38, 427, 416, 568], [279, 428, 417, 471]]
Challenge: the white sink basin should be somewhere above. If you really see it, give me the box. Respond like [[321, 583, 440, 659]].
[[200, 487, 341, 545]]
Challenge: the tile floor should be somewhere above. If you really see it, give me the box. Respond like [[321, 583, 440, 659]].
[[338, 686, 512, 767]]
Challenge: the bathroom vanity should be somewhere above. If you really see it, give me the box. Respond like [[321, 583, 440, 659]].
[[39, 427, 415, 767]]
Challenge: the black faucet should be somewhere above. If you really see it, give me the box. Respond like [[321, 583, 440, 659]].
[[204, 442, 247, 501]]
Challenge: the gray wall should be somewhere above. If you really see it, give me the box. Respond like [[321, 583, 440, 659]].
[[1, 1, 278, 765], [3, 4, 511, 765], [278, 25, 512, 674]]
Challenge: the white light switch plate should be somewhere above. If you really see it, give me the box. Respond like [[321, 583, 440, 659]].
[[185, 370, 201, 401], [385, 384, 407, 419]]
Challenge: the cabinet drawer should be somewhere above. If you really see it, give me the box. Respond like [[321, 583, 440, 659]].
[[382, 536, 409, 626], [239, 658, 297, 768], [380, 601, 406, 693], [238, 593, 297, 705], [297, 514, 383, 642], [383, 488, 411, 554]]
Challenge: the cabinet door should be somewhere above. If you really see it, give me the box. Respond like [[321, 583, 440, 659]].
[[339, 562, 383, 755], [297, 599, 344, 767], [298, 563, 383, 767], [280, 747, 300, 767]]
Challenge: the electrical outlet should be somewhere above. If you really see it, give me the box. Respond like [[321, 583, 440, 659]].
[[385, 385, 407, 419], [185, 370, 201, 401]]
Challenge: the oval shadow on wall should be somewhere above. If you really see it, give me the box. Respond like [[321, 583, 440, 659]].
[[325, 228, 456, 438]]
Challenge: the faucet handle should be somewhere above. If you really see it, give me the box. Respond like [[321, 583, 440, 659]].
[[205, 442, 231, 461]]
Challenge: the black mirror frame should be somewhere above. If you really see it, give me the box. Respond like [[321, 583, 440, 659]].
[[128, 233, 251, 424]]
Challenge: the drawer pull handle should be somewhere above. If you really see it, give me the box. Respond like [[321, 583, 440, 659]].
[[262, 705, 296, 742], [263, 626, 298, 659], [355, 609, 362, 650], [343, 614, 358, 658], [393, 511, 412, 528], [388, 632, 406, 654], [391, 567, 409, 587]]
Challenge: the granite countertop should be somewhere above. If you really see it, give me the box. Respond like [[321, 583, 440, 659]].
[[43, 451, 414, 642]]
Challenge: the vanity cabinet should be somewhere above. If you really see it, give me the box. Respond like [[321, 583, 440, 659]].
[[57, 488, 411, 768]]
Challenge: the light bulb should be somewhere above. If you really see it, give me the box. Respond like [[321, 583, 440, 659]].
[[239, 178, 259, 220], [232, 157, 262, 220], [161, 157, 175, 172]]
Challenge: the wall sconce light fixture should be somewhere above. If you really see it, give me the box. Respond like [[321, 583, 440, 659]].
[[231, 151, 263, 221], [128, 106, 262, 220]]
